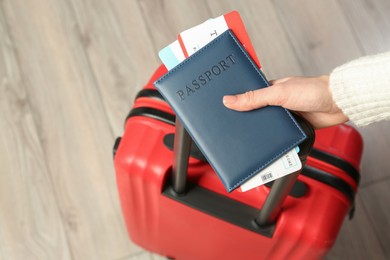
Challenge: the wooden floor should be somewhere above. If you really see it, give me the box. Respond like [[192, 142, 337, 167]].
[[1, 0, 389, 259]]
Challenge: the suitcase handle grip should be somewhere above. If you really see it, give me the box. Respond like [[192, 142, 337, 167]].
[[172, 116, 314, 227]]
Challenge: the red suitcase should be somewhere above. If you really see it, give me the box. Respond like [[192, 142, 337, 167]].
[[114, 66, 363, 260]]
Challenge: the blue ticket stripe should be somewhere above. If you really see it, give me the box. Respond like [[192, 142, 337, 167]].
[[159, 46, 180, 70]]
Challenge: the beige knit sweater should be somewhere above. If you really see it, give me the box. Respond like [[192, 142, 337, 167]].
[[329, 51, 390, 127]]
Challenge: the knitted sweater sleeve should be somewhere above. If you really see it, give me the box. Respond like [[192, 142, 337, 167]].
[[329, 51, 390, 126]]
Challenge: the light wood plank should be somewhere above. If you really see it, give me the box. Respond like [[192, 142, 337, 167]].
[[339, 0, 390, 55], [69, 0, 161, 136], [206, 0, 303, 79], [0, 7, 71, 260], [360, 179, 390, 256], [358, 122, 390, 185], [273, 0, 363, 76], [0, 96, 72, 260], [326, 195, 386, 260], [137, 0, 212, 51], [139, 0, 303, 79], [2, 0, 136, 258]]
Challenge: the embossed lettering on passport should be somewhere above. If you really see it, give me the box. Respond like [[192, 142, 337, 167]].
[[176, 54, 236, 101]]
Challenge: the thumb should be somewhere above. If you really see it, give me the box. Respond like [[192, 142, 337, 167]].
[[223, 86, 283, 111]]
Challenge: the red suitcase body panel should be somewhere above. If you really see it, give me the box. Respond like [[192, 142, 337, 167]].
[[114, 66, 363, 260]]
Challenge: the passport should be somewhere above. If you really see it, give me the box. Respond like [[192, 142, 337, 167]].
[[154, 30, 307, 192]]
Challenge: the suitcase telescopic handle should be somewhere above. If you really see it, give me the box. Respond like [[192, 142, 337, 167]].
[[171, 117, 314, 227], [172, 119, 191, 194]]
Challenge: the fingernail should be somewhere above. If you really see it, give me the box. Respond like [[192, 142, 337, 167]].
[[223, 95, 237, 104]]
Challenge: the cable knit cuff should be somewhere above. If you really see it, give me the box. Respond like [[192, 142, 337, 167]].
[[329, 52, 390, 127]]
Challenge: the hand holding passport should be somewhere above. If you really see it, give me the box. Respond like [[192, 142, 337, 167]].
[[155, 11, 307, 192]]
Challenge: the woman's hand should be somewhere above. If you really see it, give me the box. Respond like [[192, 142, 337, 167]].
[[223, 76, 348, 129]]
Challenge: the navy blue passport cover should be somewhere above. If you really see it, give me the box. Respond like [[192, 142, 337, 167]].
[[154, 30, 307, 192]]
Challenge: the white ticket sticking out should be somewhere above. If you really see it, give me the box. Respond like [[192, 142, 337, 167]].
[[179, 16, 229, 56], [240, 147, 302, 192], [158, 15, 228, 70], [158, 40, 185, 70]]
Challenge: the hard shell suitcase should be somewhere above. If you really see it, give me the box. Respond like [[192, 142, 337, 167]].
[[113, 65, 363, 260]]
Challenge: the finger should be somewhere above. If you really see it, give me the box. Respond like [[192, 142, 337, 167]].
[[270, 77, 292, 85], [223, 86, 283, 111]]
